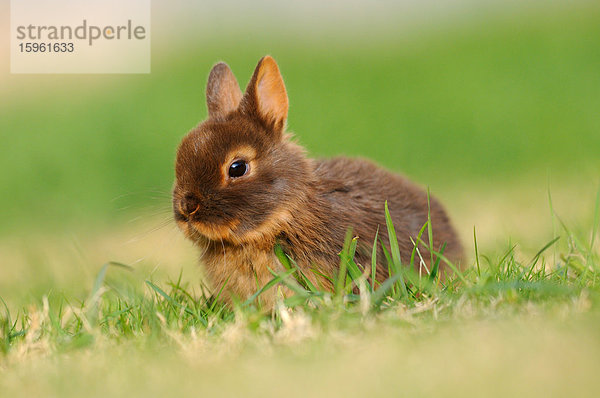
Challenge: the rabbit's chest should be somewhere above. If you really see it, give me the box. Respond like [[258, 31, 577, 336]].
[[201, 246, 282, 302]]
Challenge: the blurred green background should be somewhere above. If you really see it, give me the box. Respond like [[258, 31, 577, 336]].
[[0, 0, 599, 236]]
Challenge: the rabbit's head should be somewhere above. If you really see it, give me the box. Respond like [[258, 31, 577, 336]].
[[173, 56, 311, 245]]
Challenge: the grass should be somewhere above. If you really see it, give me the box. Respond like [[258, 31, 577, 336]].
[[1, 193, 599, 396], [3, 198, 598, 343]]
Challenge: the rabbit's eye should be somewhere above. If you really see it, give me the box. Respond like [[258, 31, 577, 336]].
[[228, 160, 248, 178]]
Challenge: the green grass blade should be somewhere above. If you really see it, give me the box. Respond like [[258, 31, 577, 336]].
[[274, 244, 319, 293], [548, 181, 558, 268], [335, 229, 354, 299], [267, 267, 312, 297], [242, 268, 297, 307], [415, 239, 468, 285], [429, 242, 446, 282], [474, 226, 481, 277], [346, 238, 363, 285], [371, 273, 404, 309], [426, 188, 435, 274], [524, 236, 561, 280], [380, 236, 396, 297], [145, 281, 198, 318], [209, 275, 232, 312], [371, 227, 379, 291], [90, 263, 108, 301], [586, 183, 600, 267], [410, 221, 429, 269], [274, 244, 293, 271], [384, 201, 408, 298]]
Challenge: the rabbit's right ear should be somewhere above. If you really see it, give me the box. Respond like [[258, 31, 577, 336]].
[[206, 62, 242, 118], [240, 56, 288, 136]]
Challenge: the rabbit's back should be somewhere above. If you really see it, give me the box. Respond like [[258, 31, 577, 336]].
[[312, 157, 463, 274]]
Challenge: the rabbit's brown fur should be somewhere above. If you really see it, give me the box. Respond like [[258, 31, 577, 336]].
[[173, 56, 462, 305]]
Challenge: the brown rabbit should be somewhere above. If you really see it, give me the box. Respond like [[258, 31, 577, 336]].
[[173, 56, 462, 305]]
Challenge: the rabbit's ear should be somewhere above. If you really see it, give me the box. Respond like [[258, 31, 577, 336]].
[[206, 62, 242, 118], [241, 56, 288, 135]]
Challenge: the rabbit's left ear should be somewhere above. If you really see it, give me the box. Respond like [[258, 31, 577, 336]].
[[241, 56, 289, 135], [206, 62, 243, 118]]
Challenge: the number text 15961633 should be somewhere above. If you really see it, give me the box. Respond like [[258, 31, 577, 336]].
[[18, 42, 74, 53]]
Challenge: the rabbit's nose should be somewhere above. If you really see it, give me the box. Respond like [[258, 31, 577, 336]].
[[179, 193, 201, 217]]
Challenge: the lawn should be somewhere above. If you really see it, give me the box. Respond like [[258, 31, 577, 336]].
[[1, 2, 600, 397]]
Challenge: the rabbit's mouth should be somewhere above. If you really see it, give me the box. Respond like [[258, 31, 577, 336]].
[[177, 218, 240, 243], [176, 207, 292, 247]]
